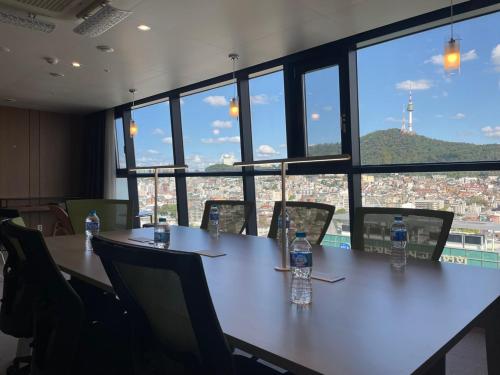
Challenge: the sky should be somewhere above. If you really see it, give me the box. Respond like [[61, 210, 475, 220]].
[[127, 11, 500, 171]]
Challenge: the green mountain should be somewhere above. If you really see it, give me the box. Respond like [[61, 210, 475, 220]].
[[309, 128, 500, 164]]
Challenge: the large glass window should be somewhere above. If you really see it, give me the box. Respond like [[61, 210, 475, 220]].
[[132, 102, 174, 167], [357, 11, 500, 165], [361, 172, 500, 268], [137, 177, 177, 225], [181, 84, 241, 172], [255, 174, 350, 248], [249, 70, 287, 163], [116, 178, 129, 200], [304, 66, 342, 156], [186, 177, 243, 226], [115, 117, 126, 169]]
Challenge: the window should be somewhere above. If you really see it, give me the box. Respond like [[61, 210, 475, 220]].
[[249, 71, 287, 164], [132, 102, 174, 167], [116, 178, 129, 200], [304, 66, 342, 156], [181, 84, 241, 172], [186, 177, 243, 226], [137, 177, 177, 225], [361, 172, 500, 268], [115, 117, 126, 169], [255, 174, 350, 247], [357, 11, 500, 165]]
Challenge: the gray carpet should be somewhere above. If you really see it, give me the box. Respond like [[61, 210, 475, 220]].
[[0, 277, 489, 375]]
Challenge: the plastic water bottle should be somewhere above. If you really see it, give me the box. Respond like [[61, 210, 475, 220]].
[[85, 210, 100, 251], [208, 205, 219, 238], [390, 215, 407, 271], [290, 232, 312, 305], [277, 209, 290, 250], [154, 218, 170, 249], [85, 210, 100, 238]]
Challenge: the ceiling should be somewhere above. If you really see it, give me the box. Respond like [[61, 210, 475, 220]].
[[0, 0, 467, 114]]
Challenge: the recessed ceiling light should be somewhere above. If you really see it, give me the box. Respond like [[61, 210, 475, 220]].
[[5, 98, 16, 102], [72, 61, 81, 68], [0, 46, 11, 53], [104, 68, 111, 73], [49, 72, 64, 77], [96, 45, 114, 53], [44, 56, 59, 65], [137, 24, 151, 31]]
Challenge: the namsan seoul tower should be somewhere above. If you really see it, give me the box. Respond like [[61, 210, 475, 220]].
[[406, 90, 415, 135]]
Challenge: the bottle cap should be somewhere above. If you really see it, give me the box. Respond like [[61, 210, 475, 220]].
[[296, 231, 306, 238], [89, 210, 96, 215], [394, 215, 403, 221], [159, 218, 167, 223]]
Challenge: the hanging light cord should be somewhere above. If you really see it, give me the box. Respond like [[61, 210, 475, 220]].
[[232, 56, 237, 98], [450, 0, 454, 40]]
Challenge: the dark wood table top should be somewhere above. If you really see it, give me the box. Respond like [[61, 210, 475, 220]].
[[45, 226, 500, 375]]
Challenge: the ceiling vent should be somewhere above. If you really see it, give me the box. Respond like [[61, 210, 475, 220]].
[[0, 0, 96, 19], [0, 4, 55, 32], [73, 2, 131, 37]]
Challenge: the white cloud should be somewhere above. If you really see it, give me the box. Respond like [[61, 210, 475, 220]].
[[452, 113, 466, 120], [435, 114, 444, 118], [395, 79, 432, 91], [257, 145, 279, 156], [462, 49, 478, 62], [384, 116, 400, 123], [425, 49, 478, 65], [203, 95, 228, 106], [481, 126, 500, 138], [250, 94, 270, 105], [180, 98, 185, 105], [279, 144, 287, 148], [201, 136, 240, 144], [152, 128, 165, 136], [492, 44, 500, 71], [212, 129, 220, 135], [162, 137, 172, 144], [323, 105, 333, 112], [147, 149, 159, 154], [211, 120, 232, 129]]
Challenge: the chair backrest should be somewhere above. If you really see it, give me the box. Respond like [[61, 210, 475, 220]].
[[0, 208, 25, 226], [66, 199, 132, 234], [352, 207, 454, 261], [49, 204, 75, 236], [92, 237, 234, 374], [268, 201, 335, 245], [0, 220, 84, 374], [200, 200, 254, 235]]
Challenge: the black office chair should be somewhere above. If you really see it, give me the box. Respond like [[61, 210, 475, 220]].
[[200, 200, 254, 234], [268, 201, 335, 245], [92, 236, 281, 375], [0, 208, 23, 265], [352, 207, 454, 261], [0, 219, 85, 375]]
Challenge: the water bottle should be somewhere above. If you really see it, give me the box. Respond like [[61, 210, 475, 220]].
[[85, 210, 100, 251], [289, 232, 312, 305], [208, 205, 219, 238], [154, 218, 170, 249], [277, 209, 290, 250], [390, 215, 407, 271]]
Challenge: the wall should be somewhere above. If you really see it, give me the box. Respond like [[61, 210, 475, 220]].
[[0, 105, 86, 234]]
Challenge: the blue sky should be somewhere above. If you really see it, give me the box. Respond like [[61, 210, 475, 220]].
[[129, 11, 500, 171]]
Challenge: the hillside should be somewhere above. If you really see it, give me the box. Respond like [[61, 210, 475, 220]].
[[309, 128, 500, 164]]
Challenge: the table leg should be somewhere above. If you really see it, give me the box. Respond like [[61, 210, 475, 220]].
[[486, 299, 500, 375]]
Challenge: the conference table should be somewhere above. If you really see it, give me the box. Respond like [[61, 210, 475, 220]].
[[45, 226, 500, 375]]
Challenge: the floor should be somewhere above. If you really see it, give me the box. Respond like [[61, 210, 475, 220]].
[[0, 277, 489, 375]]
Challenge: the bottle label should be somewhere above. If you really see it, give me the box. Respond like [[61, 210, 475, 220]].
[[154, 231, 170, 244], [391, 229, 407, 241], [86, 221, 99, 233], [209, 212, 219, 221], [290, 252, 312, 268]]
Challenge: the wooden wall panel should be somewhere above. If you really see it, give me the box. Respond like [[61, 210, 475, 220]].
[[0, 105, 86, 234], [0, 107, 30, 198]]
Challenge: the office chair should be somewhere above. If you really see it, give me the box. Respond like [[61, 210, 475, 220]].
[[200, 200, 254, 234], [93, 236, 281, 374]]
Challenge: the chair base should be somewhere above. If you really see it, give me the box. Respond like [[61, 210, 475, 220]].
[[7, 356, 31, 375]]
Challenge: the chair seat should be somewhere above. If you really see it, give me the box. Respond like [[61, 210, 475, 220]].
[[233, 355, 284, 375]]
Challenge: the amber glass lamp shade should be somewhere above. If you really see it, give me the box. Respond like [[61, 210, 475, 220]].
[[130, 119, 138, 138], [229, 97, 239, 118], [444, 38, 460, 72]]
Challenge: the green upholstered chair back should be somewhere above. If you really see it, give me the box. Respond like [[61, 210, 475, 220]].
[[92, 237, 234, 373], [66, 199, 132, 234], [268, 201, 335, 245], [352, 207, 454, 261], [200, 200, 254, 235], [0, 208, 25, 227]]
